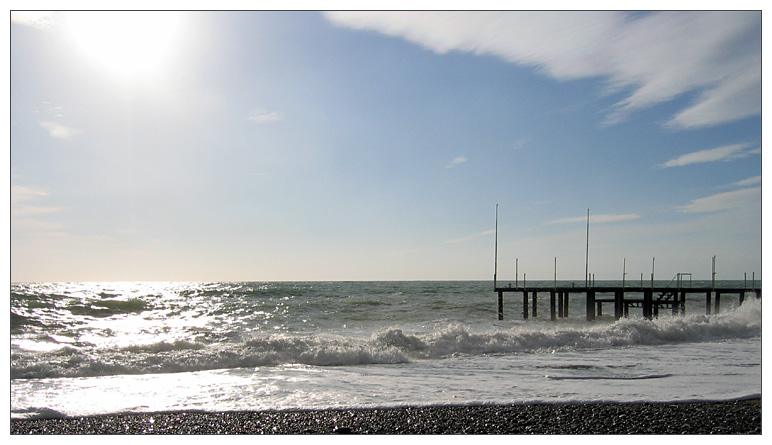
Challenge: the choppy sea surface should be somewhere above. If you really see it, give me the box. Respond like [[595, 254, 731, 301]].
[[10, 281, 761, 420]]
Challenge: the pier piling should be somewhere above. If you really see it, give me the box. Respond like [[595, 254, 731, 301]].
[[680, 291, 686, 316], [522, 291, 529, 320], [586, 290, 596, 321], [557, 291, 564, 318], [706, 291, 712, 315], [550, 290, 556, 321], [643, 290, 653, 319]]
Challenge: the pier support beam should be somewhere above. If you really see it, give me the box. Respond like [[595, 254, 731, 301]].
[[714, 291, 721, 314], [563, 293, 570, 318], [740, 291, 745, 305], [586, 290, 596, 321], [522, 291, 529, 320], [643, 290, 653, 319], [672, 294, 679, 316], [557, 291, 564, 318], [532, 291, 538, 318], [706, 291, 712, 315], [614, 291, 623, 320], [680, 291, 686, 316], [497, 291, 503, 320], [550, 290, 556, 321]]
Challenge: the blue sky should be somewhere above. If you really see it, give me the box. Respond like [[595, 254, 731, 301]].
[[9, 9, 762, 282]]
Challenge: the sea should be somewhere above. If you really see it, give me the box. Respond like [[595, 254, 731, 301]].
[[10, 280, 762, 420]]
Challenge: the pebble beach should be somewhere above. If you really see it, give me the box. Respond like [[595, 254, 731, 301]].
[[11, 399, 761, 434]]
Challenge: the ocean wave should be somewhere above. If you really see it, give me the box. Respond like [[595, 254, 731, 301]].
[[65, 298, 149, 317], [11, 298, 760, 380], [545, 374, 673, 380]]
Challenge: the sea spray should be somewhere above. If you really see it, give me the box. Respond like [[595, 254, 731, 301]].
[[11, 298, 760, 379]]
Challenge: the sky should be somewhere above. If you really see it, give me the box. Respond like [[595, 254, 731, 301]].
[[7, 7, 764, 282]]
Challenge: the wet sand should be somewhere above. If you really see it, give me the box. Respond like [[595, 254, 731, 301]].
[[11, 399, 761, 434]]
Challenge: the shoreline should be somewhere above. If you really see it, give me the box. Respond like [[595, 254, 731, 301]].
[[11, 399, 761, 434]]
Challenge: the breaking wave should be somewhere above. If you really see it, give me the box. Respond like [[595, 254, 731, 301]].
[[11, 298, 760, 380]]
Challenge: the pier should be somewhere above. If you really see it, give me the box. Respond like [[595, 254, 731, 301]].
[[494, 283, 761, 321], [492, 205, 760, 321]]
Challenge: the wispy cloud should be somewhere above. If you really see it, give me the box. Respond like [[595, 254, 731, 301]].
[[441, 229, 496, 244], [512, 138, 529, 150], [679, 187, 760, 213], [325, 11, 760, 129], [445, 156, 468, 169], [12, 218, 64, 232], [248, 111, 282, 124], [11, 185, 63, 230], [728, 176, 761, 188], [11, 185, 49, 204], [549, 213, 641, 224], [660, 143, 759, 168], [11, 11, 56, 29], [386, 247, 427, 257], [39, 121, 83, 140]]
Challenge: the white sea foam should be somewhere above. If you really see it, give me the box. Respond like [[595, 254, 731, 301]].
[[11, 298, 760, 380]]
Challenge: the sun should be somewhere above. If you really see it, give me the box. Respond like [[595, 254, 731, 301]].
[[63, 11, 181, 80]]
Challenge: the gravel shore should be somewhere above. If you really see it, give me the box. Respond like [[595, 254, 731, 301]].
[[11, 399, 761, 434]]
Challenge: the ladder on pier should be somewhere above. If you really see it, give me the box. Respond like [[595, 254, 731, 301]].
[[655, 273, 692, 315]]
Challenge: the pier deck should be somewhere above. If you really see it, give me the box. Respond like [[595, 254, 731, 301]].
[[494, 285, 760, 321]]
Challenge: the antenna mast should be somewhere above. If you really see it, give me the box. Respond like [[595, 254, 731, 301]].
[[585, 209, 590, 287], [494, 204, 498, 289]]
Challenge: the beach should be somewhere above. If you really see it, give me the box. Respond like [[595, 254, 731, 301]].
[[11, 399, 761, 434]]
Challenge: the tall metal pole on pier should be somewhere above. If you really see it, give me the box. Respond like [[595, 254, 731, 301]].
[[494, 204, 498, 290], [622, 258, 627, 288], [585, 209, 590, 288]]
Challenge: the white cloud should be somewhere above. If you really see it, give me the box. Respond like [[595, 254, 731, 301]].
[[39, 121, 83, 140], [12, 206, 62, 217], [325, 11, 760, 129], [445, 156, 468, 168], [679, 187, 760, 213], [11, 11, 56, 29], [441, 229, 495, 245], [512, 138, 529, 150], [667, 69, 761, 129], [11, 184, 64, 233], [729, 176, 761, 188], [549, 213, 641, 224], [660, 143, 759, 168], [11, 185, 48, 204], [12, 218, 64, 232], [248, 111, 282, 124]]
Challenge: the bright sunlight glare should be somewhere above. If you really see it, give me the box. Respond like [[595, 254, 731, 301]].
[[64, 11, 181, 80]]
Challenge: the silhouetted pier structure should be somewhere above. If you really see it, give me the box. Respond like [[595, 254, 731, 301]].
[[495, 283, 761, 321], [492, 204, 760, 321]]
